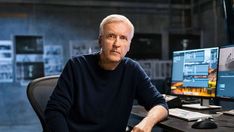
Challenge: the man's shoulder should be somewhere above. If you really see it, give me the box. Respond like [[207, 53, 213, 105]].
[[123, 57, 140, 68], [70, 53, 98, 62]]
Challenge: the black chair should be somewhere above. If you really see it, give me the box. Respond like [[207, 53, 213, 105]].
[[27, 75, 132, 132], [27, 75, 59, 132]]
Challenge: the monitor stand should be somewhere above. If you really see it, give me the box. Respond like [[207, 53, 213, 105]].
[[182, 98, 222, 110]]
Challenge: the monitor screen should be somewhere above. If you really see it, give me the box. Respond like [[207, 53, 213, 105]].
[[16, 62, 44, 80], [216, 44, 234, 99], [15, 36, 43, 54], [170, 47, 219, 97], [126, 33, 162, 59]]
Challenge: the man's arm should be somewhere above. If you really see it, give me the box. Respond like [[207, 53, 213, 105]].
[[45, 59, 75, 132], [132, 105, 168, 132]]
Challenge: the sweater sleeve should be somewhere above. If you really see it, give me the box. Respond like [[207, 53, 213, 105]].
[[135, 63, 168, 111], [44, 59, 75, 132]]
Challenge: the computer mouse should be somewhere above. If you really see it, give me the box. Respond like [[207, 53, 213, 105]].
[[191, 118, 217, 129]]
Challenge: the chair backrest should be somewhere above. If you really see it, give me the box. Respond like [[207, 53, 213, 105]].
[[27, 75, 59, 132]]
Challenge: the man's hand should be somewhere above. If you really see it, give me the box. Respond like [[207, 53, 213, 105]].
[[131, 105, 168, 132], [131, 120, 152, 132]]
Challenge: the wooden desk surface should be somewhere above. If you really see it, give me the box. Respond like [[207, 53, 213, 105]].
[[130, 105, 234, 132]]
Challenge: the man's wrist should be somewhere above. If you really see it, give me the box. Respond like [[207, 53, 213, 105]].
[[143, 115, 157, 128]]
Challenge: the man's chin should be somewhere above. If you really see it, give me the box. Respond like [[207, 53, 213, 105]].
[[108, 56, 122, 63]]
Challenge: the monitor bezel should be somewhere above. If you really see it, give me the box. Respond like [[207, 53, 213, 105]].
[[170, 47, 220, 99]]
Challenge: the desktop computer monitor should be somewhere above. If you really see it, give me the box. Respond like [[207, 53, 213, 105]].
[[170, 47, 220, 109], [216, 44, 234, 100]]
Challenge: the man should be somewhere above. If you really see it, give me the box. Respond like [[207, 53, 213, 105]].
[[45, 14, 168, 132]]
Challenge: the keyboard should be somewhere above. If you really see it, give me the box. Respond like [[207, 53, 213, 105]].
[[223, 110, 234, 116], [169, 108, 213, 121]]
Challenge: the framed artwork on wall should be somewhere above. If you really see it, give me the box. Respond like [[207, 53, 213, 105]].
[[127, 33, 162, 59], [14, 35, 44, 85], [44, 45, 63, 76], [0, 40, 13, 83], [69, 40, 99, 57]]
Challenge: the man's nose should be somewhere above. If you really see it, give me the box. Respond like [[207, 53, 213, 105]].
[[113, 37, 121, 47]]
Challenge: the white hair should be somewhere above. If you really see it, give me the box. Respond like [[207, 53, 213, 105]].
[[99, 14, 134, 39]]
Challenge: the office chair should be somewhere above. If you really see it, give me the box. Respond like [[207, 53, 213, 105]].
[[27, 75, 59, 132], [27, 75, 133, 132]]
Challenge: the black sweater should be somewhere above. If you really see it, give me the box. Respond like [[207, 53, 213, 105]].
[[45, 53, 168, 132]]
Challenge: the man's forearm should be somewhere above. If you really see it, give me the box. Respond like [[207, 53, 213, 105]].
[[146, 105, 168, 125], [132, 105, 168, 132]]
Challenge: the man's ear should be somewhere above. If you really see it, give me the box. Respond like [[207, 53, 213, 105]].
[[127, 46, 130, 52], [127, 42, 131, 52]]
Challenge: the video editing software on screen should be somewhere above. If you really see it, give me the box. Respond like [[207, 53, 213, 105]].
[[171, 47, 219, 97]]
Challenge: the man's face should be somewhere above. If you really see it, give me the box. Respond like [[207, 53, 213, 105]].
[[99, 22, 132, 63]]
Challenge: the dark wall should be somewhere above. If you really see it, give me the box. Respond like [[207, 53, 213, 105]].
[[0, 3, 170, 62]]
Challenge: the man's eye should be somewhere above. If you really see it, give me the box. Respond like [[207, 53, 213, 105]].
[[120, 36, 128, 41], [107, 34, 115, 38]]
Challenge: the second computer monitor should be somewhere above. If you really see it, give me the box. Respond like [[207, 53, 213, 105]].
[[216, 44, 234, 100], [171, 47, 219, 98]]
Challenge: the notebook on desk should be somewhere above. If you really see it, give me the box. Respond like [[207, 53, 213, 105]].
[[169, 108, 213, 121]]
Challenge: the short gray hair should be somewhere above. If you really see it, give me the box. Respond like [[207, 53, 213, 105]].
[[99, 14, 134, 39]]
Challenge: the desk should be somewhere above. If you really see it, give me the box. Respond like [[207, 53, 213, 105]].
[[129, 105, 234, 132]]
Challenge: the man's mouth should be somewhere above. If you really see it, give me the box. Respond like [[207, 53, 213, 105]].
[[110, 50, 120, 55]]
